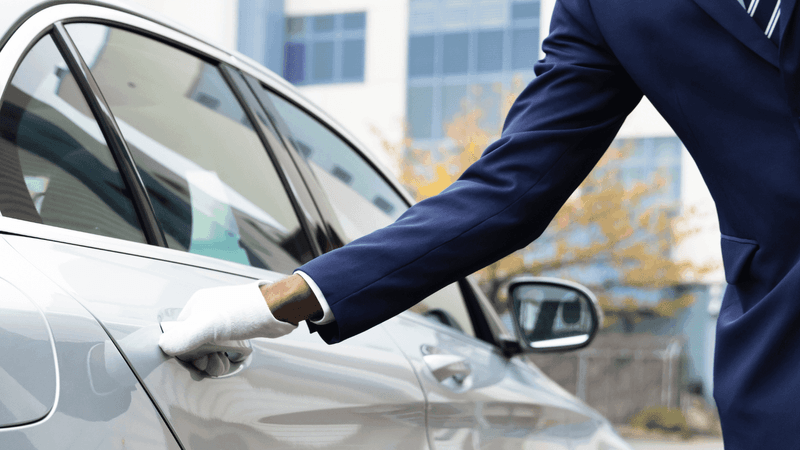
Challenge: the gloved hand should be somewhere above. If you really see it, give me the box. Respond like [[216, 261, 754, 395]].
[[158, 281, 297, 375], [187, 352, 233, 377]]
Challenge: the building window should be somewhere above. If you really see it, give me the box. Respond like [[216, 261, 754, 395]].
[[406, 0, 540, 140], [441, 84, 467, 124], [283, 12, 366, 85], [511, 28, 538, 69], [511, 1, 539, 19], [407, 86, 434, 139], [511, 0, 540, 70], [408, 35, 435, 77], [407, 2, 539, 80], [342, 39, 365, 79], [477, 31, 504, 72], [442, 32, 469, 75]]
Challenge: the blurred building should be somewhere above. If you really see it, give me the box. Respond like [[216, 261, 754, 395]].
[[121, 0, 238, 49], [121, 0, 725, 405]]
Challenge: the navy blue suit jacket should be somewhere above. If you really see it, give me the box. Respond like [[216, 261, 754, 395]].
[[300, 0, 800, 446]]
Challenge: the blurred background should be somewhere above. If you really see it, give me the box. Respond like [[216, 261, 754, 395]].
[[123, 0, 725, 446]]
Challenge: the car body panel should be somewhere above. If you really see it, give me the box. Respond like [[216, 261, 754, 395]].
[[0, 236, 181, 449], [4, 234, 430, 450], [385, 313, 590, 449], [0, 277, 56, 428]]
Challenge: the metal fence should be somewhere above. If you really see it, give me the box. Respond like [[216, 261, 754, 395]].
[[528, 334, 685, 424]]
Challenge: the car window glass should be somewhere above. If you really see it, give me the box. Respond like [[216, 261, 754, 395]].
[[0, 34, 146, 243], [408, 284, 475, 337], [263, 91, 405, 241], [262, 90, 474, 336], [65, 23, 314, 273]]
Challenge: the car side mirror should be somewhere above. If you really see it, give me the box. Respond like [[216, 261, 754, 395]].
[[508, 277, 602, 352]]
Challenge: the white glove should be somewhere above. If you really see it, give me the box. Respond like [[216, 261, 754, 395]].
[[158, 281, 297, 366], [189, 352, 232, 377]]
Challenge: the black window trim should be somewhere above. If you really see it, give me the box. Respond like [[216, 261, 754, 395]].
[[52, 17, 329, 263], [248, 81, 407, 245], [51, 21, 166, 246], [217, 63, 323, 259], [241, 72, 348, 252], [59, 16, 222, 67]]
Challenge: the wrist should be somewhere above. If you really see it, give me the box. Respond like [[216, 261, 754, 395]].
[[260, 274, 322, 325]]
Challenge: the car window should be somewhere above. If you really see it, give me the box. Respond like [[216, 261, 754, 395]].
[[262, 90, 475, 336], [262, 91, 405, 241], [65, 23, 314, 273], [0, 34, 146, 243]]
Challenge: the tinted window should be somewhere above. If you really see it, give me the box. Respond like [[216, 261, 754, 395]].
[[66, 24, 313, 273], [512, 2, 540, 19], [312, 41, 335, 81], [283, 42, 306, 84], [441, 84, 467, 125], [264, 91, 405, 241], [342, 12, 367, 30], [442, 32, 469, 74], [476, 30, 503, 72], [0, 34, 146, 243], [407, 86, 434, 139], [284, 13, 367, 85], [408, 284, 476, 337], [342, 39, 365, 80], [286, 17, 304, 37], [263, 90, 475, 336], [313, 15, 335, 32], [408, 35, 435, 77], [476, 83, 501, 131], [512, 28, 538, 69]]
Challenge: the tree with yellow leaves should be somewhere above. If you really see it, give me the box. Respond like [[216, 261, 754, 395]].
[[382, 84, 716, 332]]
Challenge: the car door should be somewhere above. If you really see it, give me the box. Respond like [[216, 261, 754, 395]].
[[385, 285, 603, 449], [0, 7, 428, 450], [0, 27, 181, 449], [256, 85, 611, 448]]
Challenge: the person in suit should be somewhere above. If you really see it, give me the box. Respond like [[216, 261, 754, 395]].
[[161, 0, 800, 446]]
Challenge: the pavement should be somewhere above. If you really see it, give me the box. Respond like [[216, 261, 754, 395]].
[[625, 437, 724, 449]]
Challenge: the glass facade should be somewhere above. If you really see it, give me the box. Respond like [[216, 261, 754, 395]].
[[283, 12, 367, 85], [237, 0, 286, 75], [406, 0, 540, 141]]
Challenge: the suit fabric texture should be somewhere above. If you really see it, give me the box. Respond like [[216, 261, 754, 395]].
[[300, 0, 800, 446]]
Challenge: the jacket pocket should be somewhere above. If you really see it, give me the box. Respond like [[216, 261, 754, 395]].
[[720, 234, 758, 284]]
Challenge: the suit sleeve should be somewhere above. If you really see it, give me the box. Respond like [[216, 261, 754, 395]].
[[300, 0, 643, 344]]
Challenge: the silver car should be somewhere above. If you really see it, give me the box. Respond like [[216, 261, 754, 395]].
[[0, 1, 632, 448]]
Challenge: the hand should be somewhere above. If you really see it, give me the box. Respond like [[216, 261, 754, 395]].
[[158, 281, 298, 370], [185, 352, 233, 377]]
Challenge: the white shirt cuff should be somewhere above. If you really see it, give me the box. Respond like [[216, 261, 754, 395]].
[[293, 271, 335, 325]]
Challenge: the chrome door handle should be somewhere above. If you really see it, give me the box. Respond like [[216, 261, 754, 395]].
[[422, 354, 471, 383], [159, 321, 253, 363]]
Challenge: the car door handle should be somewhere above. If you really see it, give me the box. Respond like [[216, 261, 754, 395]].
[[159, 321, 253, 363], [422, 354, 471, 383]]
